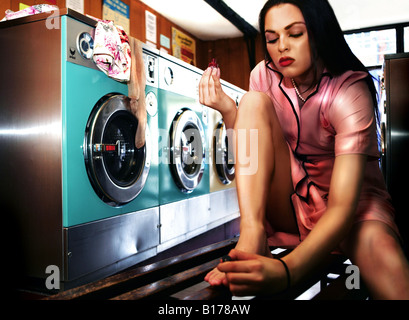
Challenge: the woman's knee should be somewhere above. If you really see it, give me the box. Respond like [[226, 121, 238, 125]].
[[343, 221, 409, 298], [237, 91, 274, 119], [344, 221, 403, 266]]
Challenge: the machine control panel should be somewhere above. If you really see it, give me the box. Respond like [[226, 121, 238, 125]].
[[66, 17, 99, 71]]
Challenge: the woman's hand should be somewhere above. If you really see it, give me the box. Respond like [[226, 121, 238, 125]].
[[199, 67, 237, 128], [217, 249, 289, 297], [198, 67, 224, 110]]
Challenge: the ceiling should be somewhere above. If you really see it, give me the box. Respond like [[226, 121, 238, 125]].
[[140, 0, 409, 41]]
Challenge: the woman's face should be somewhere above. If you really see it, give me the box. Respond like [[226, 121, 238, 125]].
[[264, 3, 313, 81]]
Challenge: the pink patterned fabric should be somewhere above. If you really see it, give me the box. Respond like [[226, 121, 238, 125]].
[[93, 20, 131, 82], [250, 61, 399, 247], [1, 4, 58, 21]]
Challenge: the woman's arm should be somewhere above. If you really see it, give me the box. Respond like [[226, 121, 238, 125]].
[[198, 67, 237, 129], [284, 153, 366, 285], [218, 153, 366, 296]]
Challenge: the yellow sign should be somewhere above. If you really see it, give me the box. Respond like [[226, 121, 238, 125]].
[[19, 3, 30, 10], [172, 27, 196, 66]]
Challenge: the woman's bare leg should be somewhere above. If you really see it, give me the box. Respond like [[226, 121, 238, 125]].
[[341, 221, 409, 299], [234, 92, 297, 252], [205, 91, 297, 286]]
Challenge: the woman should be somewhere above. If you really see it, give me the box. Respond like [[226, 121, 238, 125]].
[[199, 0, 409, 299]]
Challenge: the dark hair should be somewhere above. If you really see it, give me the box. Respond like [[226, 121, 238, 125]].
[[259, 0, 379, 121]]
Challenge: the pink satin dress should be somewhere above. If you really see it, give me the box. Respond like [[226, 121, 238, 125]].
[[249, 61, 398, 247]]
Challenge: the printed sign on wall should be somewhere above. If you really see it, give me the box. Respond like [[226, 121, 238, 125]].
[[103, 0, 130, 35], [172, 27, 196, 66]]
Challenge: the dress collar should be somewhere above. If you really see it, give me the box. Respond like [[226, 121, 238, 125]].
[[265, 60, 333, 104]]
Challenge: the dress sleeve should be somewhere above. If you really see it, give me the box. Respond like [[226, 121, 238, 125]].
[[249, 61, 273, 93], [329, 78, 380, 158], [249, 64, 262, 92]]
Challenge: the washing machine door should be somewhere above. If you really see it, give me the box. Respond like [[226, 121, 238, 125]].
[[84, 94, 150, 206], [169, 109, 205, 193], [214, 119, 235, 184]]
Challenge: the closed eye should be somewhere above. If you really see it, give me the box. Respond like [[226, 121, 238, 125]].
[[290, 32, 303, 38], [267, 38, 278, 44]]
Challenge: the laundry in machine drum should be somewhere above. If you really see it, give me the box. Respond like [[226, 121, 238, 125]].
[[84, 93, 151, 206], [169, 108, 206, 193]]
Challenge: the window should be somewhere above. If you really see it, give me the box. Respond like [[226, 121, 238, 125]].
[[345, 29, 396, 67], [405, 26, 409, 52]]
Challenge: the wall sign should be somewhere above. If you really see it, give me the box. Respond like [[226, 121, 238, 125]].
[[145, 10, 157, 45], [103, 0, 130, 35], [172, 27, 196, 66]]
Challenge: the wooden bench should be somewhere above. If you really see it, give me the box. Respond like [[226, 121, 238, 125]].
[[45, 238, 369, 300]]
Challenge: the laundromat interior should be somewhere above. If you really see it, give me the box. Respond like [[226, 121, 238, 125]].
[[1, 0, 409, 303]]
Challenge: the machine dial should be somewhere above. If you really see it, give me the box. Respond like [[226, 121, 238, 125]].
[[145, 91, 158, 117], [164, 66, 174, 86], [77, 32, 94, 60]]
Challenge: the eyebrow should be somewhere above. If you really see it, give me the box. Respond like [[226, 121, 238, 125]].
[[265, 21, 306, 34]]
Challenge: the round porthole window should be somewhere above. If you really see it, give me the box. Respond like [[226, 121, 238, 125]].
[[84, 94, 150, 206], [214, 119, 235, 184], [169, 109, 205, 193]]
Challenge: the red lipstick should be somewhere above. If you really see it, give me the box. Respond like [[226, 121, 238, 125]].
[[279, 57, 295, 67]]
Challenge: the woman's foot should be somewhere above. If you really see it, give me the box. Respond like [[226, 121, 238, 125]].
[[205, 226, 272, 286]]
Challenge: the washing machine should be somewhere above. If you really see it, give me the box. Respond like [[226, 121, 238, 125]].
[[157, 53, 215, 251], [207, 81, 246, 224], [0, 10, 160, 289]]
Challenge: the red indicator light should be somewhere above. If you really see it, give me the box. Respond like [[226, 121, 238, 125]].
[[105, 145, 116, 151]]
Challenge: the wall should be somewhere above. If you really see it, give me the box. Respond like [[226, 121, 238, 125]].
[[199, 35, 264, 90], [2, 0, 102, 18], [0, 0, 261, 90]]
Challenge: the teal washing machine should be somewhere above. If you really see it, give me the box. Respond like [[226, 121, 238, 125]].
[[63, 15, 161, 285], [0, 10, 160, 289], [64, 21, 159, 225], [157, 53, 214, 251]]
